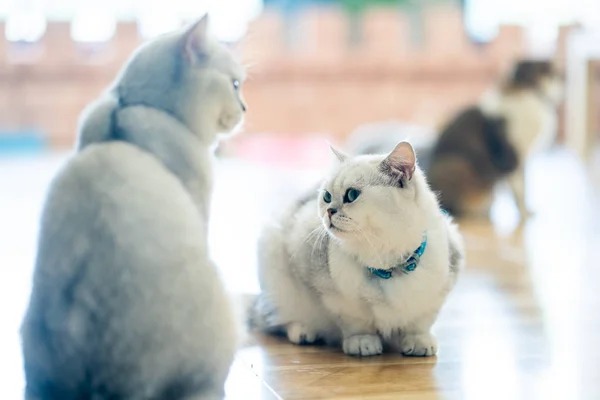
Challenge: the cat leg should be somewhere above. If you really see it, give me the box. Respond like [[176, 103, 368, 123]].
[[337, 316, 382, 357], [257, 226, 336, 346], [467, 191, 494, 220], [249, 294, 319, 345], [392, 315, 438, 357], [257, 259, 327, 346], [342, 334, 383, 357], [397, 332, 437, 357], [508, 167, 532, 220], [286, 322, 318, 345], [279, 285, 336, 346]]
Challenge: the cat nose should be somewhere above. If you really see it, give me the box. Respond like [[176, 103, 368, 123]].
[[327, 208, 337, 218]]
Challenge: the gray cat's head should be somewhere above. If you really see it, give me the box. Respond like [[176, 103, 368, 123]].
[[116, 15, 246, 143], [318, 142, 435, 252]]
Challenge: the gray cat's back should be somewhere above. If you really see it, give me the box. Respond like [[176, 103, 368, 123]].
[[22, 142, 235, 399]]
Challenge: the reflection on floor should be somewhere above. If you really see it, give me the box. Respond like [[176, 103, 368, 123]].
[[1, 147, 599, 399]]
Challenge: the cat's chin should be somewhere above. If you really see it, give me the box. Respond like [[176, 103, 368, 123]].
[[218, 113, 244, 136], [326, 224, 351, 240]]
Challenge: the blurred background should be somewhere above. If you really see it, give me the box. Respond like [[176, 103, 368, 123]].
[[1, 0, 600, 398], [0, 0, 598, 160]]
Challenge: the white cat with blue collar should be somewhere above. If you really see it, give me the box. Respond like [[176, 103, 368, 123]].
[[250, 141, 464, 356]]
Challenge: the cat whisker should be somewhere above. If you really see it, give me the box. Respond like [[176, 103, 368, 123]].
[[289, 225, 325, 261], [357, 227, 385, 270], [305, 225, 325, 244], [310, 227, 328, 261]]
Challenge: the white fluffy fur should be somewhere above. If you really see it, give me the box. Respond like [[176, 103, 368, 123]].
[[479, 76, 562, 217], [21, 16, 245, 399], [253, 142, 464, 357]]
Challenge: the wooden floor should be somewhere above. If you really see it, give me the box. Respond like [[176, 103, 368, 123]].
[[2, 147, 600, 399]]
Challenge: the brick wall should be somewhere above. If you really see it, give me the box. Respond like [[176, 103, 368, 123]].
[[0, 4, 569, 148]]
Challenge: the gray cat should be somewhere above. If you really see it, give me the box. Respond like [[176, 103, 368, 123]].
[[20, 15, 246, 400]]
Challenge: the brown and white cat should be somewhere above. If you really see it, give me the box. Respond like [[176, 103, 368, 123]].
[[348, 61, 562, 220], [426, 60, 563, 219]]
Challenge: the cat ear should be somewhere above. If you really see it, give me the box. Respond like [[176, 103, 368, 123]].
[[182, 14, 210, 63], [380, 141, 416, 182], [328, 144, 349, 163]]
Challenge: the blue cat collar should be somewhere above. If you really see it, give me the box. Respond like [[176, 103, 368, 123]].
[[367, 232, 427, 279]]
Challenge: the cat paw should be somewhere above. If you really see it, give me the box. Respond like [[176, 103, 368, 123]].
[[286, 322, 317, 345], [399, 333, 437, 357], [343, 334, 383, 357]]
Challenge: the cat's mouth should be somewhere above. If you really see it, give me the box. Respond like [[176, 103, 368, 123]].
[[328, 223, 346, 234]]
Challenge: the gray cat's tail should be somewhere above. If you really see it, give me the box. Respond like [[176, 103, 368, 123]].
[[76, 92, 119, 151], [246, 294, 285, 335]]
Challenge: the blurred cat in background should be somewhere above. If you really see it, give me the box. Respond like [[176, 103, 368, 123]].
[[348, 60, 562, 220], [480, 60, 562, 218], [429, 60, 562, 219], [21, 15, 246, 400], [426, 107, 518, 218]]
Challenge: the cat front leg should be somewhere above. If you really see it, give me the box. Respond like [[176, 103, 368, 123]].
[[343, 334, 383, 356], [508, 166, 533, 220], [286, 322, 318, 345], [322, 295, 382, 356], [397, 331, 438, 357], [391, 314, 438, 357], [336, 316, 382, 357]]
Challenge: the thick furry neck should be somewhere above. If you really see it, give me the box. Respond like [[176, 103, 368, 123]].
[[117, 95, 221, 147], [114, 104, 212, 155], [336, 228, 426, 271], [77, 91, 219, 150], [335, 181, 439, 271], [77, 95, 217, 222], [114, 105, 215, 219], [115, 88, 221, 147]]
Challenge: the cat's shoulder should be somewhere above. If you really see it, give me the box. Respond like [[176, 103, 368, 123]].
[[55, 141, 183, 200], [72, 141, 162, 173]]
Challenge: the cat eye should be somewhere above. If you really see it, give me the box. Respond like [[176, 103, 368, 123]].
[[323, 191, 332, 203], [344, 188, 360, 203], [232, 79, 240, 90]]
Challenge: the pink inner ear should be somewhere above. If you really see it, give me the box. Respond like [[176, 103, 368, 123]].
[[184, 16, 209, 62], [385, 142, 416, 180], [329, 144, 348, 163]]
